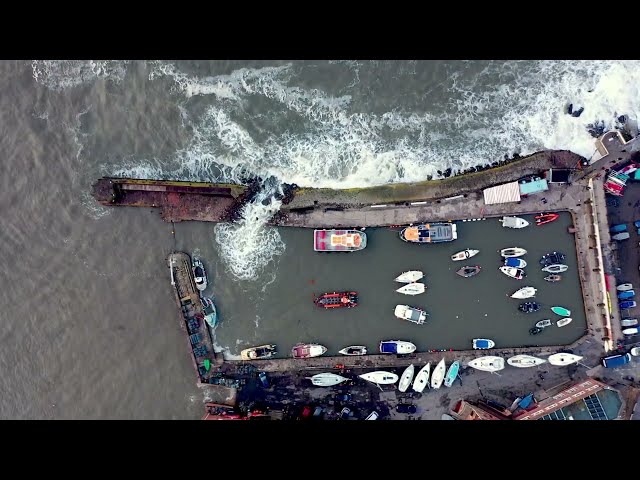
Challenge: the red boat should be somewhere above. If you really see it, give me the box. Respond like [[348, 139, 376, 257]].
[[314, 291, 358, 309], [535, 213, 559, 226]]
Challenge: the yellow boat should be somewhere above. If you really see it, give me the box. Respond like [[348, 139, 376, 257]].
[[240, 344, 277, 360]]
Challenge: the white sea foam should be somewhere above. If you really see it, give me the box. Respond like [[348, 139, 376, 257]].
[[32, 60, 129, 91]]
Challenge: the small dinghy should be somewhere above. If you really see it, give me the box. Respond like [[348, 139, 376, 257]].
[[548, 352, 583, 366], [338, 345, 367, 356], [539, 251, 565, 266], [623, 327, 639, 335], [621, 318, 638, 327], [500, 247, 527, 258], [507, 354, 547, 368], [504, 257, 527, 268], [412, 362, 431, 393], [359, 371, 398, 385], [394, 305, 428, 324], [618, 290, 635, 300], [192, 258, 208, 291], [536, 319, 552, 328], [500, 216, 530, 228], [457, 265, 481, 278], [443, 361, 460, 388], [544, 274, 562, 282], [309, 373, 349, 387], [473, 338, 495, 349], [551, 306, 571, 316], [467, 356, 505, 372], [451, 249, 479, 261], [535, 213, 559, 226], [542, 264, 569, 273], [394, 270, 424, 283], [430, 358, 447, 389], [556, 317, 572, 327], [398, 364, 415, 392], [500, 266, 525, 279], [518, 302, 540, 313], [511, 286, 537, 299], [617, 283, 634, 291], [529, 326, 544, 335], [396, 282, 426, 295]]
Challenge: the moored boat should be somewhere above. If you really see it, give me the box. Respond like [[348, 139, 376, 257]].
[[542, 264, 569, 273], [500, 247, 527, 258], [518, 302, 540, 313], [618, 290, 635, 300], [456, 265, 481, 278], [556, 317, 572, 327], [291, 343, 327, 359], [430, 358, 447, 389], [536, 319, 552, 328], [314, 291, 358, 309], [472, 338, 495, 349], [535, 213, 559, 226], [398, 364, 415, 392], [507, 354, 547, 368], [338, 345, 368, 356], [467, 356, 505, 372], [313, 229, 367, 252], [412, 362, 431, 393], [240, 344, 277, 360], [529, 326, 544, 335], [619, 300, 637, 309], [451, 249, 479, 261], [192, 258, 208, 291], [551, 306, 571, 316], [500, 216, 529, 229], [617, 283, 634, 291], [396, 283, 426, 295], [394, 270, 424, 283], [379, 340, 417, 355], [544, 274, 562, 283], [400, 222, 458, 243], [201, 296, 218, 328], [443, 361, 460, 388], [359, 371, 398, 385], [309, 373, 349, 387], [623, 327, 639, 335], [500, 266, 525, 279], [631, 346, 640, 356], [504, 257, 527, 268], [511, 286, 537, 299], [621, 318, 638, 327], [548, 352, 583, 366], [394, 304, 428, 324], [539, 251, 565, 266]]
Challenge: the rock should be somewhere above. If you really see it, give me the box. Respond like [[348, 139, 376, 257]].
[[567, 103, 573, 115], [571, 107, 584, 118]]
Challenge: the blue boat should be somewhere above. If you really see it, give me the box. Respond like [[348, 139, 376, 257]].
[[618, 290, 635, 300], [504, 257, 527, 268], [472, 338, 495, 349], [634, 220, 640, 228], [379, 340, 417, 355], [443, 361, 460, 387], [610, 224, 627, 233], [620, 300, 637, 309]]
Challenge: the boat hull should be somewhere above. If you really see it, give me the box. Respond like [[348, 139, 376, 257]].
[[548, 353, 583, 366], [314, 291, 358, 309], [394, 305, 428, 324], [430, 358, 446, 389], [542, 264, 569, 273], [338, 346, 367, 356], [472, 338, 495, 349], [400, 223, 458, 243], [313, 229, 367, 252], [551, 306, 571, 316], [240, 344, 277, 360], [394, 270, 424, 283], [457, 266, 481, 278], [379, 341, 416, 355], [467, 356, 505, 372], [291, 343, 327, 359], [398, 364, 415, 392], [511, 287, 536, 299], [412, 362, 431, 393], [500, 247, 527, 258], [507, 355, 546, 368], [500, 266, 525, 279], [396, 283, 426, 295], [617, 283, 634, 291], [556, 318, 572, 327], [451, 249, 479, 261], [535, 213, 559, 226], [621, 318, 638, 327], [310, 373, 349, 386], [359, 371, 398, 385], [544, 274, 562, 282], [443, 361, 460, 387]]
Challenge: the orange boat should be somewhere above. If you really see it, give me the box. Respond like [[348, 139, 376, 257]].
[[314, 291, 358, 309], [535, 213, 559, 226]]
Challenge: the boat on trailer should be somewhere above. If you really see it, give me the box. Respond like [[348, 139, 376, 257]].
[[500, 247, 527, 258], [396, 283, 426, 295], [451, 249, 479, 261], [338, 345, 367, 356], [535, 213, 559, 226], [412, 362, 431, 393], [314, 291, 358, 309], [394, 270, 424, 283], [309, 373, 349, 387], [507, 354, 547, 368], [313, 229, 367, 252], [398, 364, 415, 392], [500, 216, 530, 229]]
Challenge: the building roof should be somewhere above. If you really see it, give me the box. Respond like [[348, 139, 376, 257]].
[[450, 400, 504, 420], [519, 178, 548, 195], [483, 181, 521, 205]]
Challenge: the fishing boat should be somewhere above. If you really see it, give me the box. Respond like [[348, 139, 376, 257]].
[[430, 358, 447, 389], [529, 326, 544, 335], [314, 291, 358, 309], [359, 371, 398, 385], [398, 364, 415, 392], [631, 346, 640, 356], [201, 296, 218, 328], [338, 345, 367, 356], [548, 352, 583, 366], [451, 249, 479, 261], [240, 344, 277, 360], [192, 258, 208, 291], [500, 216, 530, 229], [396, 283, 426, 295], [612, 232, 630, 241], [618, 290, 635, 300], [379, 340, 416, 355], [456, 265, 481, 278], [500, 266, 525, 279], [507, 354, 547, 368], [467, 356, 505, 372], [472, 338, 495, 349], [620, 300, 637, 309], [504, 257, 527, 268], [313, 229, 367, 252], [535, 213, 559, 226], [519, 302, 540, 313], [621, 318, 638, 327], [539, 251, 565, 266], [556, 318, 572, 327], [400, 222, 458, 243], [542, 264, 569, 273], [544, 274, 562, 282], [500, 247, 527, 258], [394, 270, 424, 283], [511, 286, 537, 299], [291, 343, 327, 359], [536, 319, 552, 328], [309, 373, 349, 387], [623, 327, 639, 335], [443, 361, 460, 388], [551, 306, 571, 316], [394, 305, 428, 325], [412, 362, 431, 393], [617, 283, 634, 291]]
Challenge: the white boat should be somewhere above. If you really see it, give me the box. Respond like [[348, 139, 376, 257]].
[[379, 340, 417, 354], [467, 356, 505, 372], [430, 358, 447, 389], [511, 286, 537, 299], [359, 371, 399, 385], [394, 304, 428, 324], [631, 346, 640, 356], [500, 216, 530, 229], [500, 247, 527, 258], [192, 258, 208, 291], [617, 283, 634, 291], [309, 373, 349, 387], [556, 317, 572, 327], [338, 345, 368, 356], [623, 327, 639, 335], [621, 318, 638, 327], [473, 338, 495, 349], [313, 229, 367, 252], [394, 270, 424, 283], [398, 364, 415, 392], [548, 353, 583, 366], [542, 264, 569, 273], [412, 362, 431, 393], [536, 319, 552, 328], [612, 232, 630, 241], [451, 249, 479, 261], [441, 414, 456, 420], [500, 266, 525, 280], [395, 282, 426, 295], [507, 354, 547, 368]]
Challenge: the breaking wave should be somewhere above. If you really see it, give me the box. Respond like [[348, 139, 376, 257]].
[[32, 60, 130, 91]]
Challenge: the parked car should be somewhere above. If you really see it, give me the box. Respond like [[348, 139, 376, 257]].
[[396, 403, 417, 414], [334, 393, 352, 402], [339, 407, 352, 419], [365, 410, 379, 420], [602, 353, 631, 368], [312, 406, 324, 417], [257, 371, 269, 388]]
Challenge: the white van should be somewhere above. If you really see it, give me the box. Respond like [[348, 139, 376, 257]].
[[365, 411, 379, 420]]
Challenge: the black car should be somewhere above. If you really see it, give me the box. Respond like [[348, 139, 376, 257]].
[[396, 403, 417, 414]]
